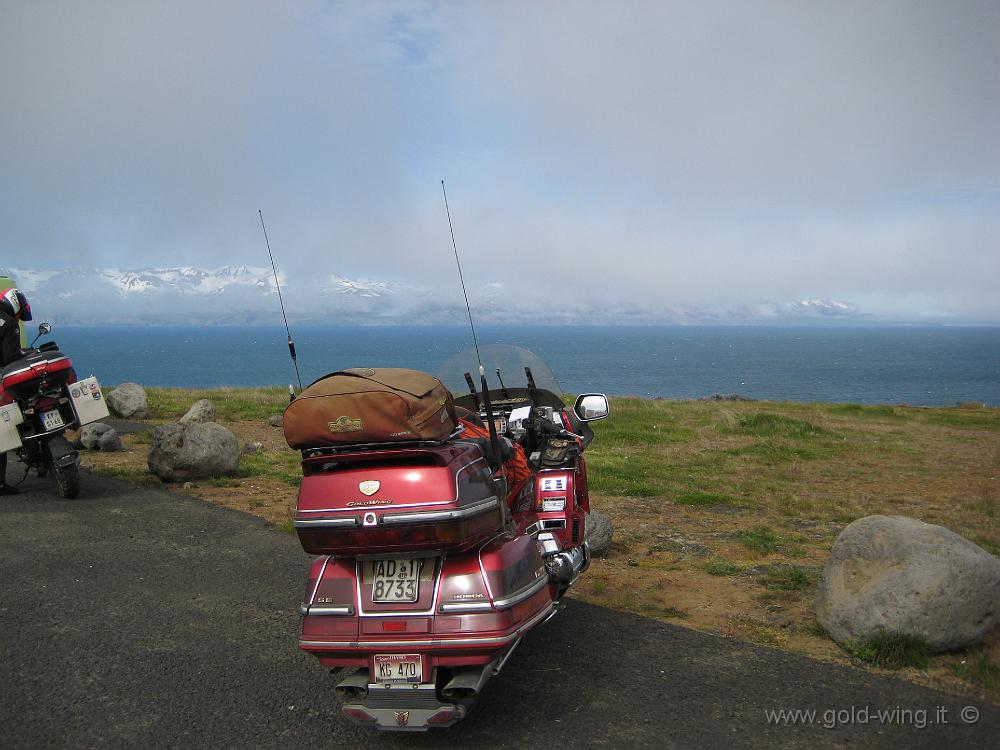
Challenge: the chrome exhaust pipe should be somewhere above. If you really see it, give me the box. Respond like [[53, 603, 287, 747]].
[[334, 671, 370, 699], [440, 663, 494, 701]]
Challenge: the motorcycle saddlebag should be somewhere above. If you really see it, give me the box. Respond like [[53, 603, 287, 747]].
[[283, 368, 457, 449]]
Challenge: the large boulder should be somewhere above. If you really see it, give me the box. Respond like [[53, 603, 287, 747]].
[[585, 510, 615, 557], [179, 399, 217, 424], [80, 422, 121, 452], [147, 422, 240, 482], [815, 515, 1000, 652], [106, 383, 150, 419]]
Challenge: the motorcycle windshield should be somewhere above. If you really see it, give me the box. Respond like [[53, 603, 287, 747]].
[[437, 345, 563, 404]]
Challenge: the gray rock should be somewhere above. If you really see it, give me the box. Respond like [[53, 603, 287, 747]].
[[97, 428, 122, 452], [80, 422, 113, 450], [242, 441, 264, 455], [267, 414, 283, 428], [179, 399, 217, 424], [106, 383, 150, 419], [585, 510, 615, 557], [815, 515, 1000, 652], [80, 423, 122, 452], [147, 422, 240, 483]]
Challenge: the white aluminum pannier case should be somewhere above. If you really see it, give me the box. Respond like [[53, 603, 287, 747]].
[[0, 402, 25, 452], [68, 376, 110, 426]]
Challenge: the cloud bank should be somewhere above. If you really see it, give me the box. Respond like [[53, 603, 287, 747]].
[[2, 1, 998, 322]]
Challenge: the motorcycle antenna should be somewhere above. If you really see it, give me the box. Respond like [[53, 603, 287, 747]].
[[441, 180, 502, 471], [441, 181, 483, 370], [258, 209, 303, 395]]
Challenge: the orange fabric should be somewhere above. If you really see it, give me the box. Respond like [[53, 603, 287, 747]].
[[459, 417, 531, 507]]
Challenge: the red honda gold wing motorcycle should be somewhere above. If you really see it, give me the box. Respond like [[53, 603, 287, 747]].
[[287, 345, 609, 731]]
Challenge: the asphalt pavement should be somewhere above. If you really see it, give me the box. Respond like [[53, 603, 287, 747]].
[[1, 468, 996, 749]]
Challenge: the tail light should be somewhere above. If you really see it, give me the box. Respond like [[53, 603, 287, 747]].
[[307, 558, 356, 610], [296, 510, 501, 556], [301, 558, 359, 639], [438, 572, 491, 612]]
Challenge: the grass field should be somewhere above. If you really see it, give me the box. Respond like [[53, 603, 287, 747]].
[[79, 389, 1000, 703]]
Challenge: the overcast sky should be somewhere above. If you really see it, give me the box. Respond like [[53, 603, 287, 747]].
[[2, 1, 998, 322]]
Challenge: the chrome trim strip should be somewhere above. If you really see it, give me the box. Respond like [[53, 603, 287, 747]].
[[299, 499, 454, 514], [478, 535, 500, 601], [307, 556, 331, 605], [21, 423, 79, 441], [492, 574, 548, 611], [293, 516, 359, 528], [299, 602, 554, 650], [492, 636, 523, 675], [439, 601, 494, 613], [453, 456, 487, 500], [303, 605, 354, 616], [381, 496, 499, 525]]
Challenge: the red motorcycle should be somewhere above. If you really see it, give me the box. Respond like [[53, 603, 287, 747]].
[[285, 345, 609, 731], [0, 323, 109, 498]]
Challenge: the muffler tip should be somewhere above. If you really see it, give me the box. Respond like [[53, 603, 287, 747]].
[[441, 687, 476, 701], [335, 686, 368, 699]]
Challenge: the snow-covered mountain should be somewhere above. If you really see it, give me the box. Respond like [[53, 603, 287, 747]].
[[93, 265, 275, 297], [4, 265, 276, 297], [0, 265, 863, 325], [0, 265, 409, 324], [793, 298, 859, 316]]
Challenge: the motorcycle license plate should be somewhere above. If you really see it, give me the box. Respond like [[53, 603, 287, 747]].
[[374, 654, 422, 684], [42, 410, 64, 431], [370, 558, 422, 603]]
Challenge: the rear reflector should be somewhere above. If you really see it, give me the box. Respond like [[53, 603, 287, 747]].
[[342, 705, 377, 723], [426, 705, 461, 725], [382, 621, 407, 632]]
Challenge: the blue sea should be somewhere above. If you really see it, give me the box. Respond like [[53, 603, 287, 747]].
[[44, 325, 1000, 407]]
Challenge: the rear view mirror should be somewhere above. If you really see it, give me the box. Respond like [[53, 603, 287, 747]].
[[39, 322, 52, 336], [573, 394, 609, 422]]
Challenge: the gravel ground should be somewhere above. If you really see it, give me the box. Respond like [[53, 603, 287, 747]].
[[1, 467, 996, 749]]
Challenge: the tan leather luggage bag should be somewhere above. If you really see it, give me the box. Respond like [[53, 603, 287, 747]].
[[283, 367, 457, 449]]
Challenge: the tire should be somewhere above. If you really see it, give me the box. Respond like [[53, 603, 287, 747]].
[[44, 436, 81, 499], [53, 461, 80, 499]]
